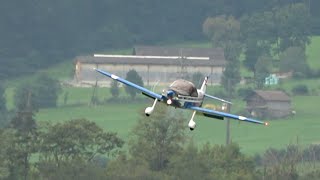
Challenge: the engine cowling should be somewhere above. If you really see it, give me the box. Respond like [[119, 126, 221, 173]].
[[188, 119, 196, 131]]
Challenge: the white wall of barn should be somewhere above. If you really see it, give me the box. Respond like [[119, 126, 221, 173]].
[[75, 63, 223, 87]]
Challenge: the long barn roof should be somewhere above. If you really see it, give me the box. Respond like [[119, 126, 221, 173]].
[[76, 55, 226, 66], [253, 90, 291, 102], [133, 45, 225, 61]]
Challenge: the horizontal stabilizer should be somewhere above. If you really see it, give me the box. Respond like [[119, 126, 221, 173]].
[[204, 94, 232, 104]]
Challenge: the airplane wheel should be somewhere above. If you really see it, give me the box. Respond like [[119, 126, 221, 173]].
[[189, 128, 194, 131], [145, 114, 150, 117]]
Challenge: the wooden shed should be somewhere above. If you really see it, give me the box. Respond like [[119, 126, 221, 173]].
[[245, 90, 292, 119]]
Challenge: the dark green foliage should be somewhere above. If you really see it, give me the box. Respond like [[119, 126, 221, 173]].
[[14, 74, 61, 111], [274, 3, 311, 52], [170, 142, 257, 180], [110, 80, 120, 99], [33, 159, 106, 180], [0, 83, 6, 112], [106, 154, 168, 180], [279, 47, 309, 77], [292, 84, 309, 95], [243, 39, 271, 72], [203, 16, 242, 95], [7, 110, 38, 180], [0, 83, 9, 128], [0, 129, 13, 179], [237, 87, 254, 99], [129, 104, 187, 171], [241, 3, 311, 73], [221, 59, 241, 96], [254, 55, 273, 89], [0, 0, 318, 81], [300, 170, 320, 180], [38, 118, 124, 164], [261, 145, 301, 180], [125, 69, 144, 99], [302, 144, 320, 162]]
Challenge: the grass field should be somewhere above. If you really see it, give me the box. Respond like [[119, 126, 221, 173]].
[[33, 86, 320, 155]]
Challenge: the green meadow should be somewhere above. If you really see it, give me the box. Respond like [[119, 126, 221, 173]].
[[32, 85, 320, 154]]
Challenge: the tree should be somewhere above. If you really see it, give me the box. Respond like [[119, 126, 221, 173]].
[[0, 129, 13, 179], [203, 15, 242, 95], [170, 142, 257, 180], [279, 46, 309, 77], [125, 69, 144, 99], [240, 3, 311, 71], [14, 74, 61, 111], [110, 80, 120, 99], [129, 104, 187, 171], [240, 11, 276, 71], [274, 3, 311, 52], [261, 145, 300, 180], [38, 118, 124, 166], [8, 110, 38, 180], [105, 153, 168, 180], [220, 58, 241, 96], [203, 15, 241, 48], [168, 142, 208, 180], [0, 83, 6, 112], [34, 159, 106, 180], [254, 55, 273, 89], [0, 83, 9, 128]]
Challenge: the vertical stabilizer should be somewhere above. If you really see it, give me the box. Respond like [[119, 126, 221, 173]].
[[200, 76, 208, 93]]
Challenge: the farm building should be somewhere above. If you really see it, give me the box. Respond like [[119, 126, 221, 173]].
[[245, 90, 292, 119], [74, 46, 227, 87]]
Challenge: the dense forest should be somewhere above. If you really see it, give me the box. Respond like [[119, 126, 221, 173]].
[[0, 0, 320, 80]]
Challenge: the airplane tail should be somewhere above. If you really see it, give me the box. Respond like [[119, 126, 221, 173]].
[[200, 76, 208, 93]]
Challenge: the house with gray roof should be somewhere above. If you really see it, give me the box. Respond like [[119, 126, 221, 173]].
[[245, 90, 292, 119], [74, 46, 226, 87]]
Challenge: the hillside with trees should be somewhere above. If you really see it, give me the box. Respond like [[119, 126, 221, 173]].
[[0, 0, 320, 80]]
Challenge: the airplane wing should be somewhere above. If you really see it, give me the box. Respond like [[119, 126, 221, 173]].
[[95, 68, 163, 100], [187, 106, 268, 125]]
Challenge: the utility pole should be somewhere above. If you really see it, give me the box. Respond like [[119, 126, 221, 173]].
[[226, 103, 231, 145], [226, 79, 231, 145]]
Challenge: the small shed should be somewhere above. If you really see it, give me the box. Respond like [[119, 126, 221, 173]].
[[245, 90, 292, 119]]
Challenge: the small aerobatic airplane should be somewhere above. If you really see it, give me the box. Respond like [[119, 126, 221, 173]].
[[95, 68, 268, 130]]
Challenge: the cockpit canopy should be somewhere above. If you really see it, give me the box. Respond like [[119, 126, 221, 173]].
[[169, 79, 198, 97]]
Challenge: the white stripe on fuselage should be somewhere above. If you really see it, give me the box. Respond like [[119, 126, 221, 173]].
[[111, 74, 119, 80]]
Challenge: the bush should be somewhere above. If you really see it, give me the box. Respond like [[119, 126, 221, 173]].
[[307, 69, 320, 78], [237, 87, 254, 99], [291, 84, 309, 95], [125, 69, 144, 99]]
